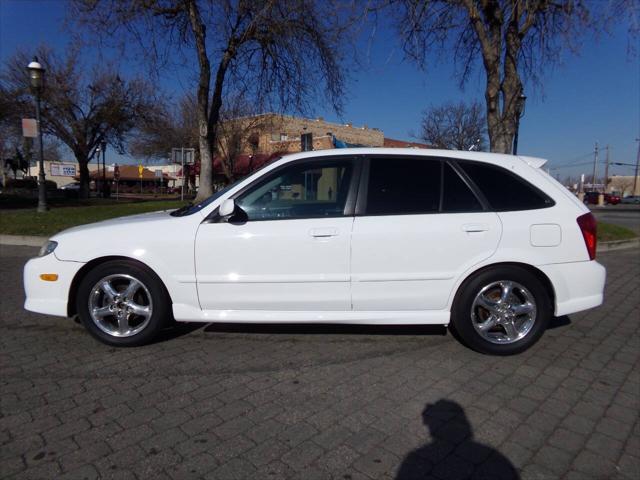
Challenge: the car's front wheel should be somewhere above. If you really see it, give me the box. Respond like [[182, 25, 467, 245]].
[[76, 260, 170, 346], [451, 266, 552, 355]]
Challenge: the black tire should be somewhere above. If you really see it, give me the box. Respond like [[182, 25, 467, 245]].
[[76, 260, 170, 347], [451, 265, 551, 355]]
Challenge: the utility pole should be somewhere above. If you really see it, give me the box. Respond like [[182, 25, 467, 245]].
[[181, 147, 185, 202], [634, 138, 639, 196], [591, 142, 599, 191], [604, 145, 610, 193]]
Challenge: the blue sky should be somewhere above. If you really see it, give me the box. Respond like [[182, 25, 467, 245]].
[[1, 0, 638, 179]]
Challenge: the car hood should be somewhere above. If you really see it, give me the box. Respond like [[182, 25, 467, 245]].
[[53, 210, 176, 238], [50, 209, 201, 262]]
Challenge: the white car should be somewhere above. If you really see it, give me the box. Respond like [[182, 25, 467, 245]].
[[24, 149, 606, 355]]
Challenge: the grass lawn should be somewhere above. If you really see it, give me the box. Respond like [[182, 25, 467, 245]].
[[0, 199, 188, 237], [598, 222, 638, 242]]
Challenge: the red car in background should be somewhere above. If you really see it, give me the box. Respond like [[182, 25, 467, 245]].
[[583, 191, 621, 205]]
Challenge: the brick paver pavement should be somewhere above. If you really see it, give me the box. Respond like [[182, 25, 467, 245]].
[[1, 245, 638, 479]]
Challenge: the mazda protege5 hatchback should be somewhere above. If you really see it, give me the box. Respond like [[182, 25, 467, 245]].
[[24, 149, 606, 355]]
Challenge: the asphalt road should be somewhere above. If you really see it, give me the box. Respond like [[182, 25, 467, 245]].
[[1, 245, 639, 480], [591, 207, 640, 234]]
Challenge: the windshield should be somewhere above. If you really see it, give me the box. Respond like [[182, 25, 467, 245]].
[[170, 156, 282, 217], [170, 180, 241, 217]]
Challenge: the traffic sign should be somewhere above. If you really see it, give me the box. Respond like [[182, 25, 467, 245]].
[[114, 165, 120, 181], [138, 165, 143, 178], [171, 148, 196, 165]]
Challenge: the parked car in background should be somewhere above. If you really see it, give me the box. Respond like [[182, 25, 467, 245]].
[[583, 191, 620, 205], [620, 195, 640, 204], [60, 182, 81, 191], [24, 149, 606, 355]]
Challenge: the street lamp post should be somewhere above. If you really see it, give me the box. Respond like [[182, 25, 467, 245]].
[[100, 139, 107, 197], [512, 92, 527, 156], [27, 58, 47, 212]]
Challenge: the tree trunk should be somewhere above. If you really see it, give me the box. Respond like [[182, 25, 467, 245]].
[[196, 126, 214, 201], [78, 158, 90, 199], [186, 0, 214, 203]]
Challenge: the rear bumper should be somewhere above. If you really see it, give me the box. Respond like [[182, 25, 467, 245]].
[[24, 253, 84, 317], [538, 260, 606, 316]]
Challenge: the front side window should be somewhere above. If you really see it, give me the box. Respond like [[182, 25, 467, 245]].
[[236, 160, 353, 220], [366, 157, 440, 215], [459, 162, 554, 211]]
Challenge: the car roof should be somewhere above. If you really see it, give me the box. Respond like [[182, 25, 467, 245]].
[[277, 148, 548, 170]]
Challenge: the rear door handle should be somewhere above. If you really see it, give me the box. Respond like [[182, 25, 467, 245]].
[[462, 223, 489, 233], [310, 227, 338, 238]]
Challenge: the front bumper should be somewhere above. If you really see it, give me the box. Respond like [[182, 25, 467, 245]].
[[23, 253, 85, 317], [538, 260, 606, 317]]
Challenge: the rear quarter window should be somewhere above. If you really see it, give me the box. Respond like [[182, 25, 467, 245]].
[[459, 162, 554, 211]]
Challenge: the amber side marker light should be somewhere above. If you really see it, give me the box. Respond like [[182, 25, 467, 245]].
[[40, 274, 59, 281]]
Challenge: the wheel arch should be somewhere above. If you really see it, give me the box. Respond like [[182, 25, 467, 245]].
[[451, 261, 556, 311], [67, 256, 173, 317]]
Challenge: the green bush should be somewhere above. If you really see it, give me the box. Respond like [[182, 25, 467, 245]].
[[5, 178, 58, 190]]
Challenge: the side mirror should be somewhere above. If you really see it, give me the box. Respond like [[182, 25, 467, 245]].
[[219, 198, 235, 217]]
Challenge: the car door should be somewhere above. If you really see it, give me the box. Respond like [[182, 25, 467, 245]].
[[194, 157, 358, 312], [350, 156, 502, 311]]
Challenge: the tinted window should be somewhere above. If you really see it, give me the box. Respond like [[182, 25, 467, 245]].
[[366, 157, 440, 215], [442, 163, 483, 212], [460, 162, 553, 211], [236, 160, 352, 220]]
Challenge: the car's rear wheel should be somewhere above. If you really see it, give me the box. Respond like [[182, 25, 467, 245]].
[[451, 266, 551, 355], [76, 260, 169, 346]]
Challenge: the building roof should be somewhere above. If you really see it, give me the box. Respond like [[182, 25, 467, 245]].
[[383, 138, 431, 149], [179, 153, 283, 177]]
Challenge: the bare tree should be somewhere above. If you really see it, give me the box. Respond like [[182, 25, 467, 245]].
[[71, 0, 351, 202], [1, 83, 62, 186], [130, 94, 199, 161], [393, 0, 625, 153], [1, 47, 159, 198], [420, 100, 486, 150]]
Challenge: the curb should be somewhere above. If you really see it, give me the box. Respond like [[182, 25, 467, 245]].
[[1, 233, 639, 252], [0, 234, 48, 247], [597, 238, 640, 253]]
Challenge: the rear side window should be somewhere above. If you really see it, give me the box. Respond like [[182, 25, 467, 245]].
[[442, 163, 483, 212], [459, 162, 553, 211], [366, 157, 440, 215]]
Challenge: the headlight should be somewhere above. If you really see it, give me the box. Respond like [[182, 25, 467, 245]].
[[38, 240, 58, 257]]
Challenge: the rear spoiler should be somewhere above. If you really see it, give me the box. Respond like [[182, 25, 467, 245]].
[[518, 155, 548, 169]]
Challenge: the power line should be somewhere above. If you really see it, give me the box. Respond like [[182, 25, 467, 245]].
[[547, 152, 593, 170], [549, 161, 593, 170]]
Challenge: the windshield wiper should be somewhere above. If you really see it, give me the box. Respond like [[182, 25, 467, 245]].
[[170, 202, 194, 217]]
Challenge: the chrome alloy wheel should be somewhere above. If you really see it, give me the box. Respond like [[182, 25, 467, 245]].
[[470, 280, 537, 344], [88, 274, 153, 338]]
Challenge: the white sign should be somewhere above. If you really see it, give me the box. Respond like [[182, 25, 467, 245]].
[[22, 118, 38, 138], [171, 148, 196, 165], [50, 163, 77, 177]]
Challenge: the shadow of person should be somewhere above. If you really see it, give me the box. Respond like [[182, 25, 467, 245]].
[[396, 400, 519, 480]]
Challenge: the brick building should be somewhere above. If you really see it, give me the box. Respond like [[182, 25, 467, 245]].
[[218, 114, 386, 157], [212, 114, 429, 181]]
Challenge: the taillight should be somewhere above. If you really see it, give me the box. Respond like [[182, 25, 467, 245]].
[[577, 213, 597, 260]]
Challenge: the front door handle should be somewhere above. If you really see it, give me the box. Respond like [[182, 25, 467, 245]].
[[462, 223, 489, 233], [310, 227, 338, 238]]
